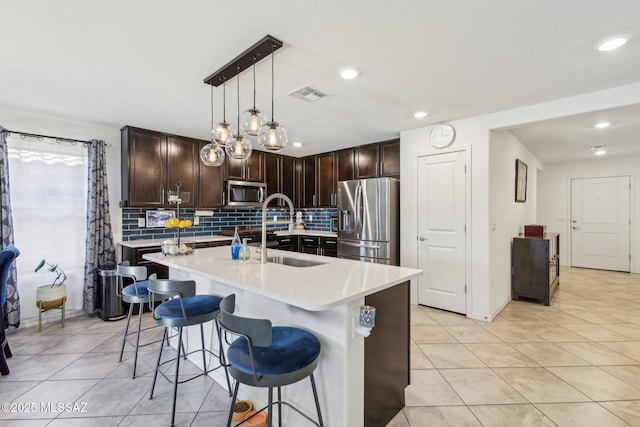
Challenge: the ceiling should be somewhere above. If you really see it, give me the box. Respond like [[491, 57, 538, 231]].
[[1, 0, 639, 160]]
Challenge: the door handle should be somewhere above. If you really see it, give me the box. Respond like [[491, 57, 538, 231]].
[[572, 226, 580, 230], [418, 236, 428, 241], [572, 220, 577, 223]]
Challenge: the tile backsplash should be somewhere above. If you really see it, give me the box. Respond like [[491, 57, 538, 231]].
[[122, 207, 337, 241]]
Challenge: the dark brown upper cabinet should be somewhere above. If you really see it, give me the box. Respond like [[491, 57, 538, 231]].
[[198, 140, 226, 208], [379, 139, 400, 177], [316, 153, 336, 207], [264, 153, 295, 207], [121, 126, 198, 208], [302, 156, 316, 208], [335, 148, 355, 183], [226, 151, 264, 182], [355, 143, 380, 179], [280, 155, 295, 205]]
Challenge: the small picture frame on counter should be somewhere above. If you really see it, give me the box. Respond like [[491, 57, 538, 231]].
[[146, 210, 175, 228]]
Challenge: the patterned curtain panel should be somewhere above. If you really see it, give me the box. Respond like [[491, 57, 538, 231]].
[[0, 128, 20, 329], [83, 140, 115, 313]]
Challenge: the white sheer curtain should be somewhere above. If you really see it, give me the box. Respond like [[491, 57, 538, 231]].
[[7, 135, 88, 321]]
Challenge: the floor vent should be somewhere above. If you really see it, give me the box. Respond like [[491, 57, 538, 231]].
[[287, 85, 328, 102]]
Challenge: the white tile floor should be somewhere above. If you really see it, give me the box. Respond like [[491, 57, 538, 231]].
[[1, 266, 639, 426]]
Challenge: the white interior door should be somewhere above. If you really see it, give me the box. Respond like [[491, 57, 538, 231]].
[[416, 151, 467, 314], [571, 176, 630, 272]]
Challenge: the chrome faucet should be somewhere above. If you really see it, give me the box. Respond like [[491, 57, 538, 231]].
[[261, 193, 295, 264]]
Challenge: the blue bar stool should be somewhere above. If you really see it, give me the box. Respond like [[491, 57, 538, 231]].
[[116, 263, 164, 378], [148, 278, 231, 427], [218, 294, 323, 427]]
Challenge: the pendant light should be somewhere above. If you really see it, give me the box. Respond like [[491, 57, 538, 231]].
[[258, 42, 287, 151], [211, 77, 236, 146], [226, 65, 253, 160], [240, 56, 267, 138], [200, 84, 225, 166]]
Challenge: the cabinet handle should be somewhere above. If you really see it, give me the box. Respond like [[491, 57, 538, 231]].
[[222, 191, 225, 206], [246, 166, 250, 179], [161, 188, 165, 205], [313, 194, 316, 206], [375, 162, 379, 176]]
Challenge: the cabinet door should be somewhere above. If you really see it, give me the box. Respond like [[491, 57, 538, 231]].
[[246, 151, 264, 182], [316, 153, 335, 207], [355, 144, 380, 178], [379, 139, 400, 177], [281, 156, 295, 205], [300, 236, 320, 255], [125, 128, 167, 207], [198, 140, 226, 208], [264, 153, 280, 197], [294, 159, 304, 207], [335, 148, 355, 182], [167, 136, 199, 208], [226, 157, 246, 181], [303, 156, 316, 207]]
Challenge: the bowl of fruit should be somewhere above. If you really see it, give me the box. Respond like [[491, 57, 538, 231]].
[[164, 218, 193, 229]]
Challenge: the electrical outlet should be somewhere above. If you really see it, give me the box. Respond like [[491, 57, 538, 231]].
[[138, 218, 145, 227], [194, 216, 199, 226], [309, 215, 313, 222]]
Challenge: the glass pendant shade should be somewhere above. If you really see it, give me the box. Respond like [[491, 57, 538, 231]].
[[200, 142, 225, 166], [258, 121, 288, 151], [240, 108, 267, 137], [226, 134, 253, 160], [212, 121, 235, 147]]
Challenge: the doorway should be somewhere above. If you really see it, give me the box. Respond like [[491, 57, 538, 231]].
[[416, 150, 467, 314], [570, 176, 631, 272]]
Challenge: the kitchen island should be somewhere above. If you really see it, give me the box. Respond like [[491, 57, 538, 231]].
[[144, 246, 422, 426]]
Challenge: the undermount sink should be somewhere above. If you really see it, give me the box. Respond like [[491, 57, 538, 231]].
[[267, 255, 327, 268]]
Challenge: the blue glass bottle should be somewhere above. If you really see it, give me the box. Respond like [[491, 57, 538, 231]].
[[231, 226, 241, 260]]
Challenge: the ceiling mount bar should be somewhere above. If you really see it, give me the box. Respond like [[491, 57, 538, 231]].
[[203, 35, 283, 87]]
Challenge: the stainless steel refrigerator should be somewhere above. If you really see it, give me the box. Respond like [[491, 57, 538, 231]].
[[337, 177, 400, 265]]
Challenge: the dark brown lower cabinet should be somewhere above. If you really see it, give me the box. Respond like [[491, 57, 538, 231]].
[[511, 233, 560, 306], [364, 281, 409, 427], [121, 240, 231, 279]]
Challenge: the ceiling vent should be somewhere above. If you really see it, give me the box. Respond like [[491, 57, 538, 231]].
[[287, 85, 328, 102]]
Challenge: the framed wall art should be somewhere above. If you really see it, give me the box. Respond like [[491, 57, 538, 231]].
[[145, 210, 175, 228], [515, 159, 528, 203]]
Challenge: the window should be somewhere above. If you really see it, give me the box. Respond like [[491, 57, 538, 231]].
[[7, 135, 88, 321]]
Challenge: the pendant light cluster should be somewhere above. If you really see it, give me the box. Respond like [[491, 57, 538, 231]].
[[201, 35, 287, 167]]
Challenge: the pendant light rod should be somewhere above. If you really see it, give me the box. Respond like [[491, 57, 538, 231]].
[[270, 42, 275, 121], [236, 65, 241, 129], [252, 56, 257, 109], [203, 35, 283, 87], [222, 76, 226, 122]]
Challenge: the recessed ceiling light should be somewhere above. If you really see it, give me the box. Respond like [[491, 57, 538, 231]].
[[594, 121, 611, 129], [292, 142, 303, 148], [413, 111, 429, 119], [338, 66, 360, 80], [597, 37, 629, 51], [590, 145, 607, 155]]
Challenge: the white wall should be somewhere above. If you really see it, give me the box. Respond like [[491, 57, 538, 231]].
[[401, 82, 640, 321], [489, 130, 541, 315], [0, 106, 122, 320], [537, 156, 640, 273]]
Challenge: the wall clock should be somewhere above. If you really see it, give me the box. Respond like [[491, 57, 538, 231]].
[[429, 123, 456, 148]]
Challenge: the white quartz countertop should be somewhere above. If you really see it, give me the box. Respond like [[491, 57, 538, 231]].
[[119, 235, 232, 249], [144, 246, 422, 311], [274, 230, 337, 238]]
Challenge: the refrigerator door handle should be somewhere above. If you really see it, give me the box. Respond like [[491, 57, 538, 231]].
[[355, 184, 363, 239], [340, 241, 382, 249]]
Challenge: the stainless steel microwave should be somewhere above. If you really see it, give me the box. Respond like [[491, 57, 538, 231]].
[[225, 180, 266, 207]]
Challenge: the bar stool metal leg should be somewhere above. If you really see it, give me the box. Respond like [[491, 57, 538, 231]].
[[119, 302, 135, 363]]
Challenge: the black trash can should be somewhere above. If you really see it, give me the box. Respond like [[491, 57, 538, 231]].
[[97, 269, 125, 321]]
